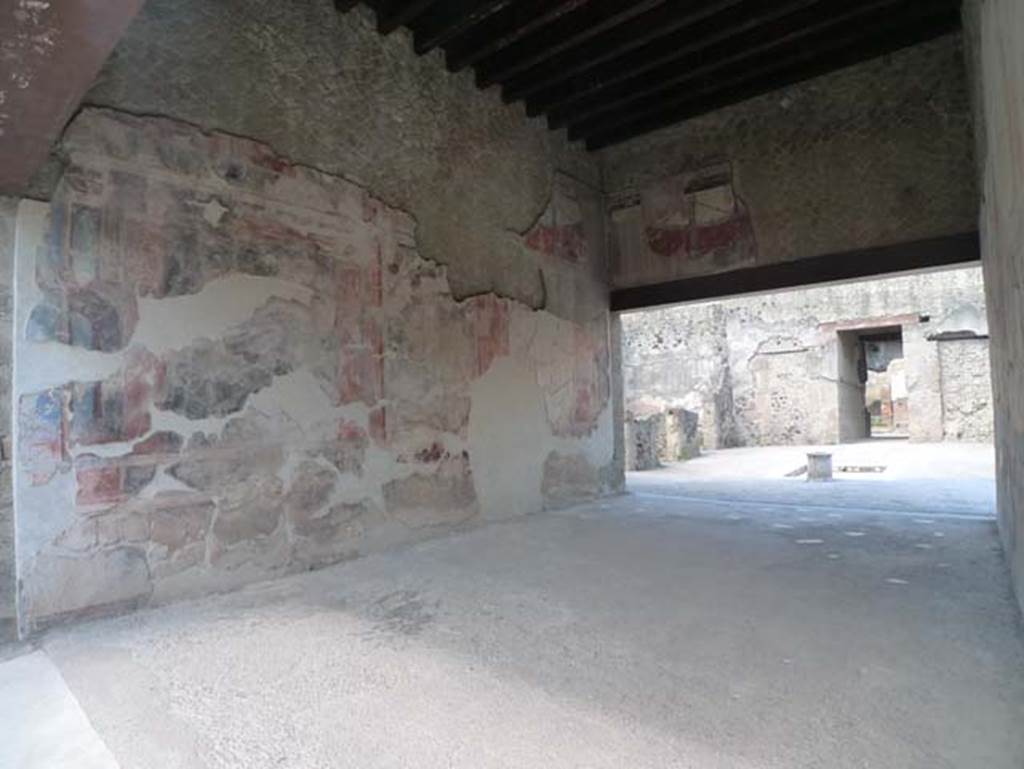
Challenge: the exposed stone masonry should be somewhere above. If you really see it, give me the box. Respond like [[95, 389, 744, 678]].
[[623, 267, 993, 449], [625, 408, 700, 472]]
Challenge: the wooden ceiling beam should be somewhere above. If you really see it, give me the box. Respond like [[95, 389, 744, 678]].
[[444, 0, 585, 72], [499, 0, 746, 102], [582, 9, 961, 150], [377, 0, 443, 35], [474, 0, 670, 89], [545, 0, 910, 129], [347, 1, 966, 152], [527, 0, 830, 120], [412, 0, 513, 55]]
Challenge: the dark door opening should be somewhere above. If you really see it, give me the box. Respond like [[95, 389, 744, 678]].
[[837, 326, 906, 441]]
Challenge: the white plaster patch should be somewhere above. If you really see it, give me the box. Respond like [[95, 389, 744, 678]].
[[134, 275, 315, 355], [69, 439, 137, 460], [246, 369, 341, 439], [15, 471, 75, 568], [468, 356, 546, 520], [143, 469, 193, 496], [201, 197, 229, 226], [0, 651, 120, 769], [148, 408, 230, 440], [17, 342, 123, 393]]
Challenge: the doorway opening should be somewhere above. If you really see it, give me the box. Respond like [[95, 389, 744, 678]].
[[836, 326, 908, 442]]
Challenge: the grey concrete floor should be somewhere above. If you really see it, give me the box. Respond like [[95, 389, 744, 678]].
[[632, 441, 998, 516], [4, 451, 1024, 768]]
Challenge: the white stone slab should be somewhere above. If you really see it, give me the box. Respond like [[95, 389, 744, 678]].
[[0, 650, 119, 769]]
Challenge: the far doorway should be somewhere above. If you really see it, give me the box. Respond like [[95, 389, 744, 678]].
[[837, 326, 907, 441]]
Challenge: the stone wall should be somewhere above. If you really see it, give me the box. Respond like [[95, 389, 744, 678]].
[[621, 302, 736, 449], [622, 266, 992, 449], [0, 0, 620, 636], [938, 337, 995, 441], [624, 408, 699, 472], [10, 110, 616, 632], [624, 414, 663, 472], [600, 34, 978, 290], [74, 0, 601, 312], [964, 0, 1024, 616], [0, 0, 1000, 631], [0, 198, 15, 641]]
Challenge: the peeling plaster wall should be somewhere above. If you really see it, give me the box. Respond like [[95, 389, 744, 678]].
[[622, 267, 991, 448], [77, 0, 603, 313], [601, 34, 978, 290], [964, 0, 1024, 616], [11, 110, 616, 634], [0, 197, 15, 640]]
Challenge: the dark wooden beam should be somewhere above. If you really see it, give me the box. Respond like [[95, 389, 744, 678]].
[[532, 0, 839, 122], [545, 0, 908, 129], [610, 233, 981, 312], [474, 0, 669, 89], [412, 0, 512, 55], [499, 0, 744, 101], [583, 9, 962, 150], [444, 0, 584, 73], [377, 0, 441, 34]]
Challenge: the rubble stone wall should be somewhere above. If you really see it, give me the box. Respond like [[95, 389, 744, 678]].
[[938, 337, 995, 441], [11, 110, 616, 634], [624, 408, 699, 472], [624, 414, 663, 472], [622, 267, 992, 448]]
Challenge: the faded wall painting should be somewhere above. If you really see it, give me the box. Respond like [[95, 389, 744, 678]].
[[609, 163, 758, 290], [12, 110, 616, 633]]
